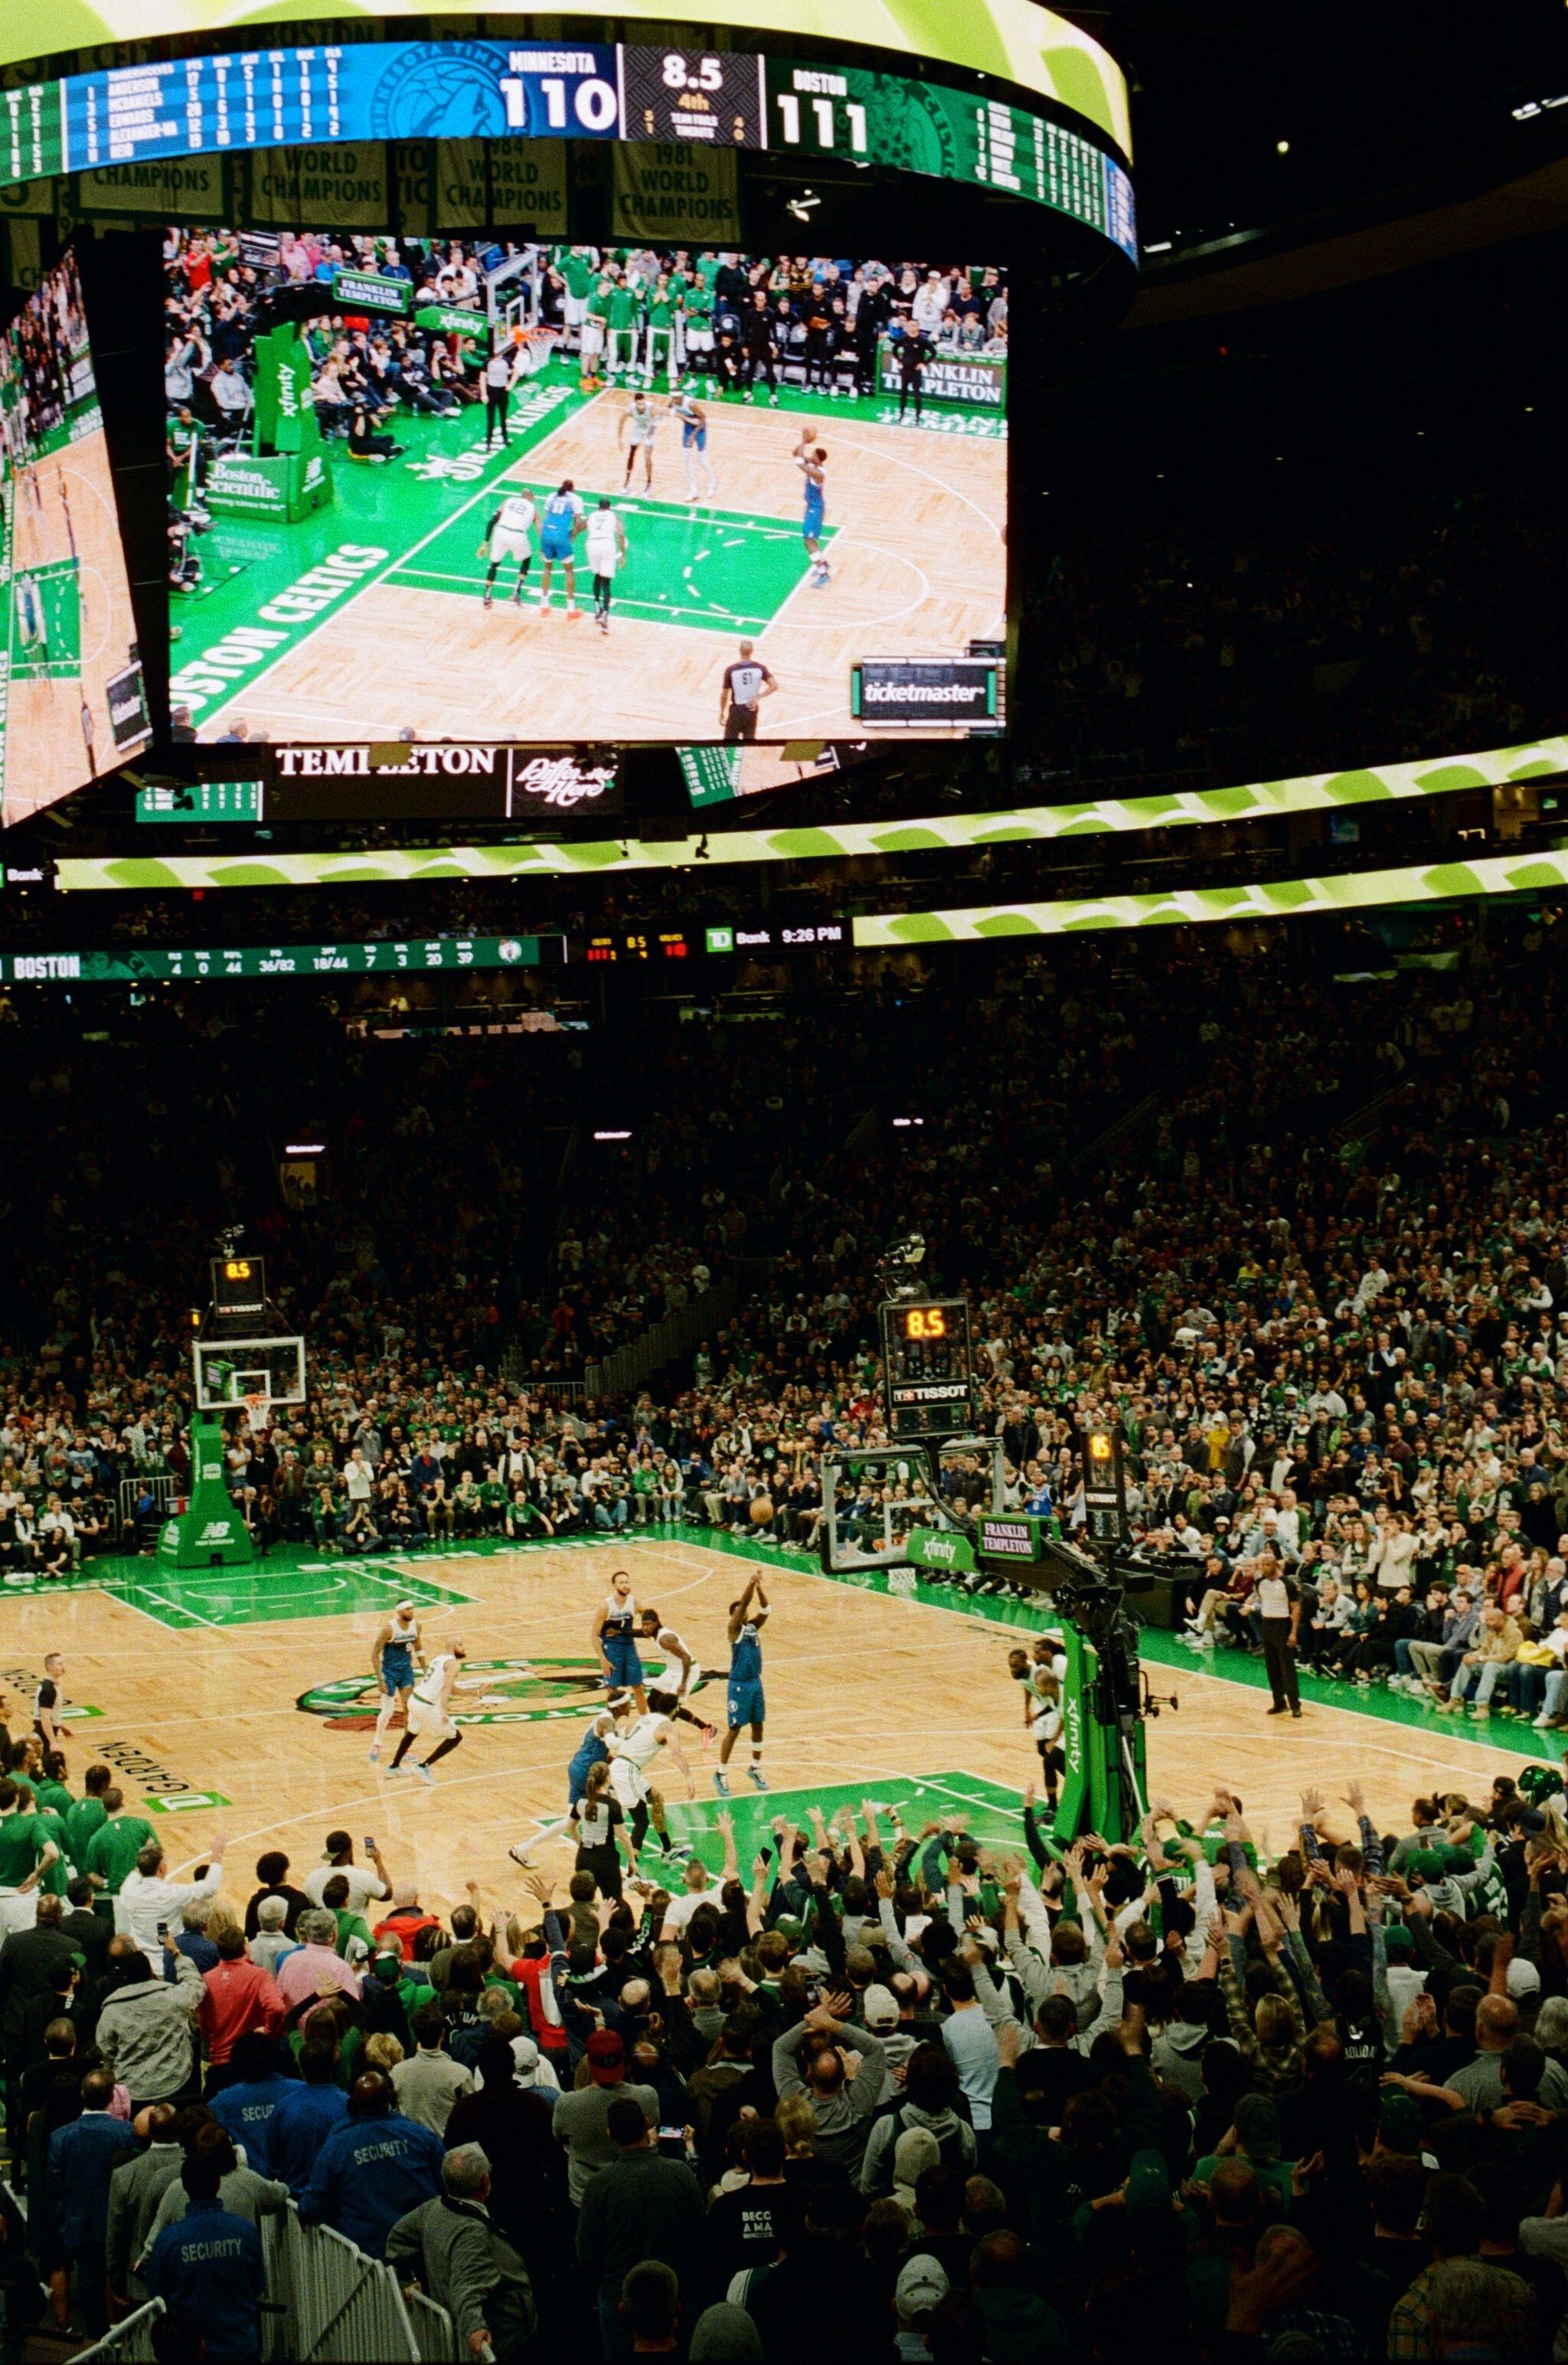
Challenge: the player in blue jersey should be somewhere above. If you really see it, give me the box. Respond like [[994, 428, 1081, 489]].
[[713, 1572, 770, 1797], [592, 1569, 648, 1711], [369, 1599, 423, 1766], [511, 1700, 625, 1865], [794, 434, 830, 586], [670, 389, 717, 502], [536, 478, 585, 618]]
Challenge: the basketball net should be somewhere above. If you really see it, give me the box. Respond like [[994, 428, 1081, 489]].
[[515, 323, 559, 377], [241, 1392, 269, 1438]]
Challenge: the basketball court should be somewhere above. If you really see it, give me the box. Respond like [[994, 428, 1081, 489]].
[[0, 1528, 1540, 1917], [175, 365, 1007, 744], [1, 416, 149, 826]]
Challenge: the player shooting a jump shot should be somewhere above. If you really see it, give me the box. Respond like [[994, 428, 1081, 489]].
[[713, 1571, 770, 1796], [793, 428, 831, 587]]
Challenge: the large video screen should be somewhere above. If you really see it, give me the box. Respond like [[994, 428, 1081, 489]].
[[165, 234, 1007, 746], [0, 249, 150, 826]]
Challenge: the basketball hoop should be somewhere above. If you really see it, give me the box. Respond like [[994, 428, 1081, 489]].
[[240, 1392, 269, 1438], [514, 323, 560, 378]]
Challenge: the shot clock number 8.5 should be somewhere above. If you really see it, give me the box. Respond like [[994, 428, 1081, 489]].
[[662, 54, 727, 92]]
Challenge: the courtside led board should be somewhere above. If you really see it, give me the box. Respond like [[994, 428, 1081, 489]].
[[167, 239, 1007, 747]]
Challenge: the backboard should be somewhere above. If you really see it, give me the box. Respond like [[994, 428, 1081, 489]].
[[192, 1334, 306, 1411]]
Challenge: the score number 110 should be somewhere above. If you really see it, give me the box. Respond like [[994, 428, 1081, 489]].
[[773, 92, 868, 152]]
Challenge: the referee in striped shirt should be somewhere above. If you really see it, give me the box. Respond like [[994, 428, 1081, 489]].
[[719, 640, 779, 742]]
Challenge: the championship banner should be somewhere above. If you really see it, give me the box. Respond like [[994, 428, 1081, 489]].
[[74, 154, 228, 218], [244, 144, 390, 227], [610, 140, 740, 244], [431, 139, 568, 230]]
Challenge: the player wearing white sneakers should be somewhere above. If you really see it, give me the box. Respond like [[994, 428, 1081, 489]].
[[476, 488, 537, 609], [389, 1640, 467, 1782], [620, 393, 659, 493], [638, 1609, 716, 1747], [537, 480, 586, 618], [671, 390, 717, 502], [608, 1694, 695, 1864], [369, 1601, 423, 1765], [584, 498, 628, 635]]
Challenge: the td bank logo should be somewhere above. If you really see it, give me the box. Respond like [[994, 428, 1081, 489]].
[[297, 1655, 708, 1729]]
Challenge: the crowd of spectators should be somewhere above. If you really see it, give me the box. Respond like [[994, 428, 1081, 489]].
[[164, 227, 504, 445], [2, 911, 1563, 1720], [11, 1747, 1568, 2356], [0, 897, 1562, 2353]]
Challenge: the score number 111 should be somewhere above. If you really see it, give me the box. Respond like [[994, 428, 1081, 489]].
[[773, 92, 868, 152]]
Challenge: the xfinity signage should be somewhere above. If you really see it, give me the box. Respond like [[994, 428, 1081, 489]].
[[851, 657, 1001, 731]]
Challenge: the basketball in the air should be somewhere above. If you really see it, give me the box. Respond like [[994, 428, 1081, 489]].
[[750, 1495, 774, 1526]]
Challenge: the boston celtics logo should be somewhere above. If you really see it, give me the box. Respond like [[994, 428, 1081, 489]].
[[297, 1655, 707, 1729]]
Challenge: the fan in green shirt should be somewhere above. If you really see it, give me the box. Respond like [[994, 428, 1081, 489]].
[[64, 1790, 107, 1873], [559, 247, 598, 302], [606, 282, 641, 335], [31, 1803, 70, 1897], [85, 1800, 157, 1895], [0, 1788, 54, 1889]]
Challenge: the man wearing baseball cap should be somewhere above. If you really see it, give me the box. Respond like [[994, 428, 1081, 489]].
[[551, 2029, 659, 2205], [895, 2255, 949, 2358]]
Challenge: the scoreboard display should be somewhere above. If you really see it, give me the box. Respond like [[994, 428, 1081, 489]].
[[880, 1298, 975, 1442], [622, 48, 766, 145], [0, 37, 1135, 257], [210, 1253, 266, 1316]]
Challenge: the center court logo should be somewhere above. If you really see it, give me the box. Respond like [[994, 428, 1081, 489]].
[[297, 1654, 709, 1728]]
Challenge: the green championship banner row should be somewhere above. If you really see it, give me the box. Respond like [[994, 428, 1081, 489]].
[[51, 729, 1568, 893], [2, 140, 570, 234]]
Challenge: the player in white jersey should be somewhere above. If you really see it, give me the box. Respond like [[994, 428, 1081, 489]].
[[389, 1639, 468, 1783], [608, 1694, 695, 1861], [638, 1608, 715, 1747], [476, 489, 537, 610], [620, 393, 658, 492], [670, 390, 717, 503], [583, 498, 628, 635]]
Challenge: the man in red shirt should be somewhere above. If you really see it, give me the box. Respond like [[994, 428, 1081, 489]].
[[371, 1883, 443, 1962], [198, 1929, 284, 2092]]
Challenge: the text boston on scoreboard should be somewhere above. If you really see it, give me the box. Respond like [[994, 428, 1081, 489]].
[[4, 40, 1135, 254]]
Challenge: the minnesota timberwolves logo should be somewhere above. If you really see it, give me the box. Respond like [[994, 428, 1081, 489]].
[[368, 42, 511, 140], [297, 1655, 709, 1728]]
